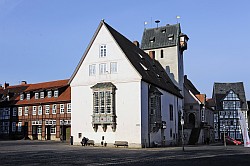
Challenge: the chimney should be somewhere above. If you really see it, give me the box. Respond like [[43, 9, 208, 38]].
[[133, 41, 140, 47], [148, 51, 155, 59], [3, 82, 9, 89], [21, 81, 27, 85]]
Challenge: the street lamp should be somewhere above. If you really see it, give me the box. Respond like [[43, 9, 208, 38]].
[[62, 119, 65, 142], [181, 118, 184, 151], [223, 125, 226, 147]]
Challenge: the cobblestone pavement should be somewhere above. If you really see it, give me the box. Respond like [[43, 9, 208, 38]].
[[0, 140, 250, 166]]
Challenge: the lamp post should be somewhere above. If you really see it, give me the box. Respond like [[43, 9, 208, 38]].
[[181, 118, 184, 151], [62, 119, 65, 142], [223, 125, 226, 147]]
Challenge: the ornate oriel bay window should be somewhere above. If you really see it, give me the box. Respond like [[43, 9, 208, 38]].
[[91, 82, 116, 132], [149, 86, 162, 132]]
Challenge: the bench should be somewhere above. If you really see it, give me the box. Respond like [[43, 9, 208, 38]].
[[87, 140, 95, 146], [153, 141, 161, 147], [114, 141, 128, 147]]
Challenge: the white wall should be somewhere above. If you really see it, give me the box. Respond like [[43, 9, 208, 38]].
[[71, 24, 143, 147]]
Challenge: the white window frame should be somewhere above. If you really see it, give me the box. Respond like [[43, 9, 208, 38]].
[[100, 44, 107, 57], [60, 104, 64, 114], [48, 91, 52, 98], [12, 122, 16, 132], [38, 106, 43, 115], [52, 104, 57, 114], [110, 62, 117, 74], [20, 94, 24, 100], [45, 105, 50, 114], [18, 107, 22, 116], [18, 122, 22, 132], [35, 92, 39, 99], [50, 126, 56, 134], [40, 92, 44, 99], [99, 63, 107, 75], [25, 106, 29, 116], [54, 90, 58, 98], [32, 106, 37, 115], [13, 107, 17, 116], [67, 103, 71, 113], [37, 126, 42, 134], [89, 64, 96, 76], [26, 93, 30, 100]]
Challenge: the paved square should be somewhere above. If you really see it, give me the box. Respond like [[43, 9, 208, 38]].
[[0, 140, 250, 165]]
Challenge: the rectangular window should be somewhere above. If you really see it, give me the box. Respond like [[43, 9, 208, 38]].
[[37, 126, 42, 134], [100, 45, 106, 57], [33, 106, 36, 115], [18, 122, 22, 132], [38, 106, 42, 115], [110, 62, 117, 74], [18, 107, 22, 116], [45, 105, 50, 114], [67, 103, 71, 113], [170, 105, 173, 121], [12, 122, 16, 132], [93, 90, 114, 114], [99, 63, 107, 75], [20, 94, 24, 100], [54, 90, 58, 98], [40, 92, 44, 99], [13, 107, 17, 116], [60, 104, 64, 114], [51, 126, 56, 134], [89, 64, 96, 76], [48, 91, 52, 98], [106, 91, 111, 113], [160, 50, 164, 58], [25, 106, 29, 116], [27, 93, 30, 100], [35, 93, 39, 99], [52, 104, 57, 114]]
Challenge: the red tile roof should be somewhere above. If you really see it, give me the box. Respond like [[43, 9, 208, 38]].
[[1, 79, 70, 106], [24, 79, 69, 92], [195, 94, 206, 104]]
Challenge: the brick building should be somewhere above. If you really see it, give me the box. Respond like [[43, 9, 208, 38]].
[[0, 79, 71, 141]]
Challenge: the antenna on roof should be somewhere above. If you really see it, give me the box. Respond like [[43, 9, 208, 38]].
[[176, 16, 181, 23], [144, 21, 148, 29], [155, 20, 160, 28]]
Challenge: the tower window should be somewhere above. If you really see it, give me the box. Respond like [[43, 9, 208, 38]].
[[160, 50, 164, 58]]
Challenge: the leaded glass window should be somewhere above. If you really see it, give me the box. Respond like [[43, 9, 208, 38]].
[[91, 82, 116, 132]]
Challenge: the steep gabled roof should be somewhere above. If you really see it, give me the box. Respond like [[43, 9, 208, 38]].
[[103, 21, 182, 97], [141, 24, 181, 50], [184, 75, 200, 95], [69, 20, 182, 98], [213, 82, 247, 110]]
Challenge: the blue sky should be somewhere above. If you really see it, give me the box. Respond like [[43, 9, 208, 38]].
[[0, 0, 250, 99]]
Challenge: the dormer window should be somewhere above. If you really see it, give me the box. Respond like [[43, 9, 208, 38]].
[[168, 34, 174, 41], [35, 93, 39, 99], [40, 92, 44, 99], [48, 91, 52, 98], [161, 29, 166, 33], [149, 36, 155, 43], [54, 90, 58, 98], [20, 94, 24, 100], [27, 93, 30, 100]]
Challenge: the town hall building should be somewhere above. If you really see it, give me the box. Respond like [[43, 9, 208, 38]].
[[69, 20, 188, 147]]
